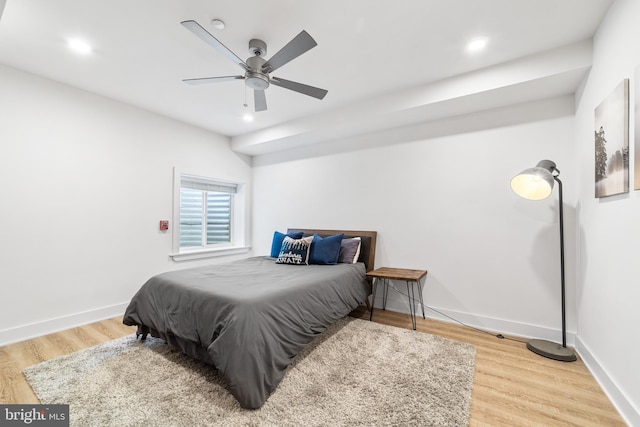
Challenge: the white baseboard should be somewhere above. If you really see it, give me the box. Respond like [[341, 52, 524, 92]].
[[0, 303, 128, 347], [576, 336, 639, 427], [372, 296, 576, 345]]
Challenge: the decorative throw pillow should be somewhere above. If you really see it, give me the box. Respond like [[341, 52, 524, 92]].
[[276, 236, 313, 265], [270, 231, 304, 257], [338, 237, 361, 264], [309, 233, 344, 265]]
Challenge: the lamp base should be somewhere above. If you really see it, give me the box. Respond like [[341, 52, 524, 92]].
[[527, 339, 576, 362]]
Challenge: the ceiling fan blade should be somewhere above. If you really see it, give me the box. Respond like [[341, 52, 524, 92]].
[[262, 31, 317, 73], [254, 89, 267, 112], [181, 20, 248, 71], [270, 77, 328, 100], [183, 76, 244, 85]]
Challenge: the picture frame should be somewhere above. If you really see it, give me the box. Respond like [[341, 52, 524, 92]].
[[594, 78, 629, 198], [635, 68, 640, 190]]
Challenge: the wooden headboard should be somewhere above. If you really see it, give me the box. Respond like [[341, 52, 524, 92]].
[[286, 228, 377, 272]]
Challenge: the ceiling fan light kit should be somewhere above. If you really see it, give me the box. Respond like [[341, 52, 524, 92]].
[[245, 56, 269, 90], [181, 20, 327, 113]]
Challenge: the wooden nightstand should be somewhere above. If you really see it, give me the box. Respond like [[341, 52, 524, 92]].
[[366, 267, 428, 330]]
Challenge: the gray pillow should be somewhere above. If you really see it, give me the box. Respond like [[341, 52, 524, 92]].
[[338, 237, 361, 264]]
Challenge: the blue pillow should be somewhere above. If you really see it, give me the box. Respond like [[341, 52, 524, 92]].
[[270, 231, 303, 257], [309, 233, 344, 265]]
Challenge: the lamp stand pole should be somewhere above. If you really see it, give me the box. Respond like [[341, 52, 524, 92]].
[[526, 175, 577, 362]]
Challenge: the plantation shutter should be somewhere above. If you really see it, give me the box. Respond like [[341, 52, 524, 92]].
[[179, 175, 237, 247], [206, 192, 231, 244]]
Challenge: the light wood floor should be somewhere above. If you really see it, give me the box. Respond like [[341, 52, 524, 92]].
[[0, 309, 626, 426]]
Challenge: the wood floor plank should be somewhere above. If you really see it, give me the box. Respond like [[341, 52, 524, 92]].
[[0, 309, 626, 426], [0, 346, 39, 404]]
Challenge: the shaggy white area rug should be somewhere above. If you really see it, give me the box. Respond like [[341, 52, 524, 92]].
[[24, 317, 476, 426]]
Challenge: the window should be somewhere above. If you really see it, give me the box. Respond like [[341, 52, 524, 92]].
[[179, 175, 236, 248], [172, 170, 248, 261]]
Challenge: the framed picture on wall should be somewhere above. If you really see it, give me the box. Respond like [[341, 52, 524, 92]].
[[594, 78, 629, 198]]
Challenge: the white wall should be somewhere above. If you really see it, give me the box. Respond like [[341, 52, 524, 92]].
[[574, 0, 640, 424], [0, 64, 252, 345], [252, 100, 577, 343]]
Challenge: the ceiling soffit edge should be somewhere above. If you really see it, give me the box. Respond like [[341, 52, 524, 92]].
[[232, 40, 593, 156]]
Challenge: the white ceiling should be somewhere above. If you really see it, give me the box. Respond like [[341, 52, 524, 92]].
[[0, 0, 613, 156]]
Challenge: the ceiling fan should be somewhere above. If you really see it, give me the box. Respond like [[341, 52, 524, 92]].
[[180, 20, 328, 112]]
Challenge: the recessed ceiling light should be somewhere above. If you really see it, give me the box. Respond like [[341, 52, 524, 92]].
[[67, 38, 93, 55], [242, 114, 254, 122], [211, 19, 225, 30], [466, 37, 488, 53]]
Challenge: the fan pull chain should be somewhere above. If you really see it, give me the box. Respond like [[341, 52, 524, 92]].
[[243, 86, 248, 107]]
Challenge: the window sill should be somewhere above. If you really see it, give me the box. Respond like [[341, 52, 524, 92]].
[[170, 246, 251, 262]]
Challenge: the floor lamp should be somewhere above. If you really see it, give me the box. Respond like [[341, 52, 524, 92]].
[[510, 160, 577, 362]]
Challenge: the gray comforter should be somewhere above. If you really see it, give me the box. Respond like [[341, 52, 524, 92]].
[[123, 256, 368, 409]]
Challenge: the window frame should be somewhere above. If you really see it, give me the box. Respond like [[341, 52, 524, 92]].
[[171, 168, 249, 261]]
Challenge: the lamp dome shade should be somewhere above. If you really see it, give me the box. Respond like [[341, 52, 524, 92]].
[[510, 160, 557, 200]]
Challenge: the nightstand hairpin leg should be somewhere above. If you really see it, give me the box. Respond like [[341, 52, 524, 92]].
[[407, 281, 416, 330], [417, 277, 426, 319], [370, 277, 378, 321], [370, 277, 392, 322], [382, 278, 389, 310]]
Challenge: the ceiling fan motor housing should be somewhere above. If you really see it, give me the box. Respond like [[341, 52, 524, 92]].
[[248, 39, 267, 57], [245, 55, 269, 90]]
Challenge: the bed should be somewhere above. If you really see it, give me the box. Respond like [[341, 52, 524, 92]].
[[122, 228, 377, 409]]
